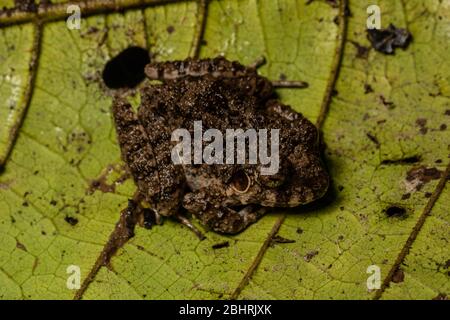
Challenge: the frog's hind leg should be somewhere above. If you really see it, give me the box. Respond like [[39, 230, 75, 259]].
[[112, 97, 185, 219]]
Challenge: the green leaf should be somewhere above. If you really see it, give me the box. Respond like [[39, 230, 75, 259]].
[[0, 0, 448, 300]]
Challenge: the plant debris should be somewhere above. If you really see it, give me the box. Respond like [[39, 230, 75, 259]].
[[367, 24, 412, 54], [212, 241, 230, 250]]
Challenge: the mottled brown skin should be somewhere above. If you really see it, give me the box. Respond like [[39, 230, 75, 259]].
[[112, 57, 329, 235]]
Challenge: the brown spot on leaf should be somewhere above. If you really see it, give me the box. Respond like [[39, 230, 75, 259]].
[[392, 268, 405, 283], [401, 193, 410, 200], [350, 41, 370, 59], [16, 240, 27, 252], [406, 166, 442, 191], [166, 25, 175, 34], [379, 95, 395, 109], [364, 84, 374, 94], [87, 164, 130, 195]]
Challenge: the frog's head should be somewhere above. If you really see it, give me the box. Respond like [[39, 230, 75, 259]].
[[224, 121, 329, 208]]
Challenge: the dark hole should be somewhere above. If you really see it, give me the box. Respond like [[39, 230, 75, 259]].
[[385, 206, 406, 217], [102, 46, 150, 89]]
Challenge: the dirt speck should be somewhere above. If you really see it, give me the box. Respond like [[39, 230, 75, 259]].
[[212, 241, 230, 250], [64, 216, 79, 226], [366, 133, 380, 148], [350, 41, 369, 59], [304, 250, 319, 262], [272, 235, 296, 245], [415, 118, 428, 134], [166, 25, 175, 34], [16, 240, 27, 252], [379, 95, 395, 109], [401, 193, 411, 200]]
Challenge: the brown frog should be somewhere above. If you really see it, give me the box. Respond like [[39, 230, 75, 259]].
[[112, 57, 329, 236]]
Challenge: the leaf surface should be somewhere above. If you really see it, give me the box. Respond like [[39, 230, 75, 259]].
[[0, 0, 448, 300]]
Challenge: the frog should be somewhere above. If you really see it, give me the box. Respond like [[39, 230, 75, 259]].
[[112, 56, 329, 237]]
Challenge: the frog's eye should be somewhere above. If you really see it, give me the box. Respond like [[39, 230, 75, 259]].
[[230, 170, 251, 193]]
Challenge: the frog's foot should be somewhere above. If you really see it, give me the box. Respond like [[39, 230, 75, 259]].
[[249, 56, 267, 69], [249, 56, 308, 88], [203, 205, 268, 235], [271, 80, 308, 88], [174, 213, 206, 240]]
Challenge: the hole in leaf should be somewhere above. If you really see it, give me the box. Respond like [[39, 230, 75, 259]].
[[385, 205, 406, 217], [102, 46, 150, 89]]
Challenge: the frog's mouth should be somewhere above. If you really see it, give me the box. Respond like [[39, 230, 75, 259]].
[[228, 204, 261, 214]]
